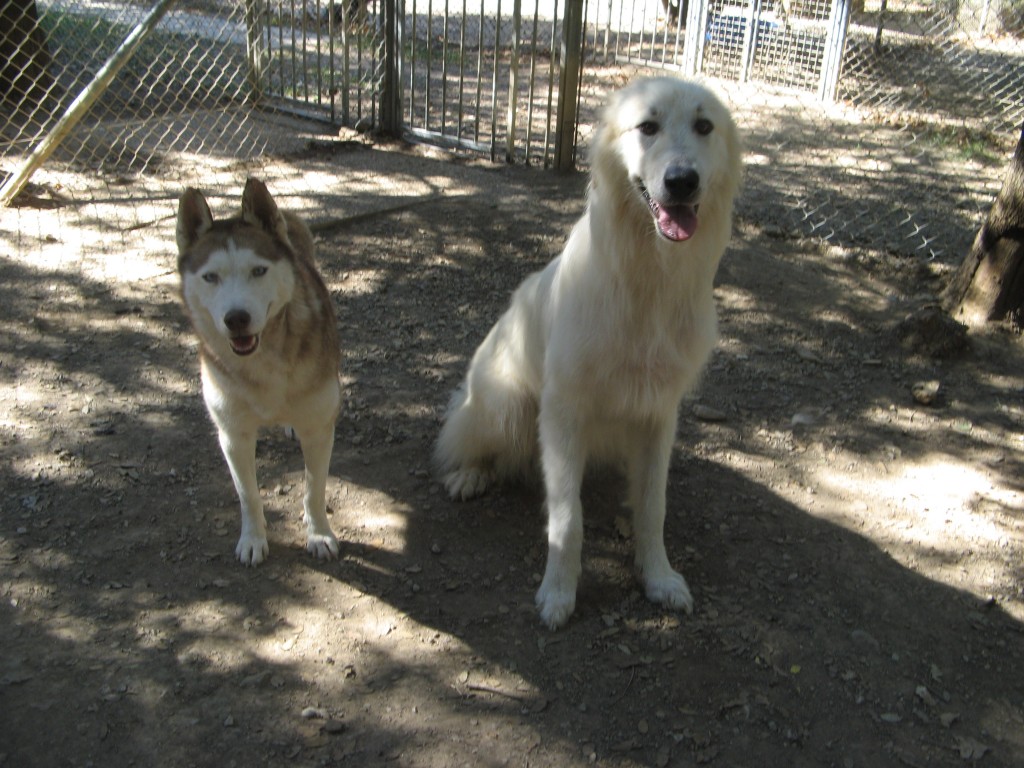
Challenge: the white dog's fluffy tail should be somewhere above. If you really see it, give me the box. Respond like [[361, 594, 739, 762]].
[[434, 376, 538, 500]]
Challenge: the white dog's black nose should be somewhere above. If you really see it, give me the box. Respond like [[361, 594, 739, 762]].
[[224, 309, 251, 333], [664, 166, 700, 201]]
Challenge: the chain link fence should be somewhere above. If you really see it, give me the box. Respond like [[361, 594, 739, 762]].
[[0, 0, 1022, 268]]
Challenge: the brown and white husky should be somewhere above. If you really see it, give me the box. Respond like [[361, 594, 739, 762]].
[[177, 178, 342, 566]]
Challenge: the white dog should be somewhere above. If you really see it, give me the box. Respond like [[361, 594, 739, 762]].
[[435, 77, 742, 628], [177, 179, 342, 566]]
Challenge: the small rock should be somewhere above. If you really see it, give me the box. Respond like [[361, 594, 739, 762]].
[[301, 706, 327, 720], [790, 412, 817, 427], [915, 685, 937, 707], [911, 380, 941, 406]]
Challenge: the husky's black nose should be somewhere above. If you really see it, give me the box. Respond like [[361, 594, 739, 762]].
[[664, 166, 700, 200], [224, 309, 251, 333]]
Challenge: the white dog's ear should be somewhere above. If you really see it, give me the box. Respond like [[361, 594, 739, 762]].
[[176, 188, 214, 255], [241, 178, 292, 248]]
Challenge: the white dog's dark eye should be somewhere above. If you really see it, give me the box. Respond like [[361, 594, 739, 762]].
[[251, 266, 268, 278], [202, 272, 219, 284], [638, 121, 659, 137], [695, 118, 714, 136]]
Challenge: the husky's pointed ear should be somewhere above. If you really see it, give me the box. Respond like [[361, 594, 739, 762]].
[[241, 178, 291, 246], [176, 188, 214, 254]]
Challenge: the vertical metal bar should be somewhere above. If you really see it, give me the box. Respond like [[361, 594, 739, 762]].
[[1, 0, 177, 206], [245, 0, 265, 104], [342, 1, 351, 123], [302, 0, 309, 102], [410, 0, 418, 125], [381, 0, 403, 134], [456, 0, 466, 138], [542, 0, 558, 168], [425, 0, 433, 130], [682, 0, 709, 76], [328, 0, 336, 122], [277, 1, 285, 97], [524, 0, 540, 163], [442, 0, 450, 136], [820, 0, 850, 101], [554, 0, 582, 171], [356, 5, 364, 121], [489, 0, 502, 161], [315, 0, 322, 106], [289, 0, 297, 97], [506, 0, 522, 162], [474, 0, 484, 143], [739, 0, 759, 83], [671, 0, 684, 65]]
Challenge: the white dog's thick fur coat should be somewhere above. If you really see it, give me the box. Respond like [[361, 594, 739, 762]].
[[435, 77, 742, 628], [177, 179, 342, 566]]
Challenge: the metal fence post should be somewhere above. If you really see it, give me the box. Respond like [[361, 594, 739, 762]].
[[381, 0, 404, 136], [554, 0, 584, 171], [682, 0, 710, 77], [244, 0, 265, 104], [820, 0, 851, 102], [506, 0, 523, 163]]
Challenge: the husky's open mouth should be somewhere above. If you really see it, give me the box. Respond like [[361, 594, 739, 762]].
[[638, 183, 699, 242], [230, 334, 260, 356]]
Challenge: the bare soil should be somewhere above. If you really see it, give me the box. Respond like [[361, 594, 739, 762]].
[[1, 139, 1023, 768]]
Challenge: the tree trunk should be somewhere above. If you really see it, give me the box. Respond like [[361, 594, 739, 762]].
[[945, 123, 1024, 329], [0, 0, 54, 112]]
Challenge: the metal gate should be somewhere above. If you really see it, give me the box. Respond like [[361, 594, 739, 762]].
[[251, 0, 584, 166], [593, 0, 850, 101]]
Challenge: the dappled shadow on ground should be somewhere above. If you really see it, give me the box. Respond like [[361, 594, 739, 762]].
[[1, 145, 1023, 766]]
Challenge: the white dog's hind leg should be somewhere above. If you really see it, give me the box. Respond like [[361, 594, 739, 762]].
[[435, 385, 497, 500], [297, 422, 340, 560], [218, 427, 269, 566], [535, 394, 586, 629], [628, 421, 693, 613]]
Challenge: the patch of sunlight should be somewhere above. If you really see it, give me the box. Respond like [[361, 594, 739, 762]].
[[816, 456, 1021, 549]]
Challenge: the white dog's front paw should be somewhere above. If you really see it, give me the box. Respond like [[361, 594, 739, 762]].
[[236, 533, 269, 566], [306, 532, 340, 561], [642, 569, 694, 614], [535, 580, 577, 630], [444, 468, 492, 501]]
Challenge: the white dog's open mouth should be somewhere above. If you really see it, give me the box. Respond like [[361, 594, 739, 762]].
[[638, 184, 699, 242], [230, 334, 260, 356]]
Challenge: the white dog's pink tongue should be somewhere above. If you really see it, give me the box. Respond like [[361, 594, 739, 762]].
[[657, 204, 698, 242]]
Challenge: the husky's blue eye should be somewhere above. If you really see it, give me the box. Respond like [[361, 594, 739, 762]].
[[695, 118, 714, 136], [252, 266, 268, 278], [638, 121, 659, 137], [202, 272, 219, 284]]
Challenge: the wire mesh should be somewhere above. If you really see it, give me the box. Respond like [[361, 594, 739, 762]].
[[0, 0, 1023, 267]]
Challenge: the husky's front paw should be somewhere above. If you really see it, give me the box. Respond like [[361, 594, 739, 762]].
[[236, 533, 269, 566], [306, 532, 340, 561], [444, 468, 492, 500], [642, 569, 694, 614], [535, 580, 576, 630]]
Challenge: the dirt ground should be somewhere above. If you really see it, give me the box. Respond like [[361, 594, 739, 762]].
[[2, 137, 1023, 768]]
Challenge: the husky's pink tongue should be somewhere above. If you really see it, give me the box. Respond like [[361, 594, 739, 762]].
[[656, 204, 698, 242]]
